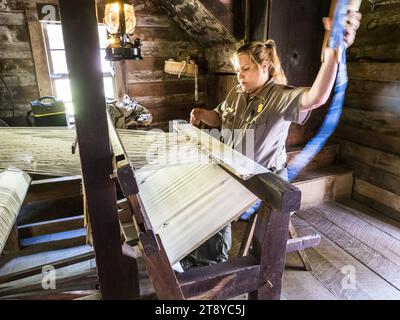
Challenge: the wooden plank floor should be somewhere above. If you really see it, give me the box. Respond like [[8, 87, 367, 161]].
[[232, 199, 400, 300]]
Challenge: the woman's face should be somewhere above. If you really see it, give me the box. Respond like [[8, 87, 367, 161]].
[[234, 54, 270, 94]]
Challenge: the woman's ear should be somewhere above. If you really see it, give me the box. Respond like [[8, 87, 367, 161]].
[[261, 61, 269, 75]]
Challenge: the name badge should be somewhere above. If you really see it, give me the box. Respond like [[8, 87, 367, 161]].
[[257, 104, 264, 113]]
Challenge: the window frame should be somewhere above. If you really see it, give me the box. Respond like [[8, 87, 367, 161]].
[[40, 21, 115, 115]]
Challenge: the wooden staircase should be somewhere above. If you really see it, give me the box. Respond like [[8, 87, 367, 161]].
[[289, 142, 353, 210], [0, 177, 96, 300], [293, 165, 353, 210], [13, 176, 87, 257]]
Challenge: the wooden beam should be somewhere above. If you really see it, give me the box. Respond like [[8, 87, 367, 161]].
[[288, 220, 313, 271], [287, 143, 339, 172], [18, 196, 83, 225], [25, 7, 53, 97], [18, 215, 84, 239], [149, 0, 236, 46], [335, 125, 400, 156], [348, 62, 400, 82], [354, 179, 400, 216], [344, 92, 400, 114], [238, 214, 257, 257], [348, 4, 400, 62], [58, 0, 138, 299], [139, 232, 184, 300], [0, 251, 95, 285], [340, 140, 400, 177], [0, 268, 98, 299], [177, 256, 260, 300], [249, 204, 290, 300], [346, 159, 400, 196], [341, 108, 400, 136], [286, 234, 321, 254], [348, 42, 400, 62], [19, 230, 86, 253], [225, 170, 301, 214], [25, 176, 82, 203], [199, 0, 243, 39], [128, 79, 206, 97], [3, 290, 100, 300], [249, 0, 269, 41]]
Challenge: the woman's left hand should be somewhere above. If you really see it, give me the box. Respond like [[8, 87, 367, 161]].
[[323, 10, 362, 49], [343, 10, 362, 48]]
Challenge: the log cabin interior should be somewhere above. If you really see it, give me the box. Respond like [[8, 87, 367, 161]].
[[0, 0, 399, 301]]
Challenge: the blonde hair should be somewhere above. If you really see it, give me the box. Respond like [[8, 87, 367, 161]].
[[232, 40, 287, 85]]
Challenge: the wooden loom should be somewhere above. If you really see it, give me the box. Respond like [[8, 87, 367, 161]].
[[107, 119, 321, 299], [0, 121, 321, 299]]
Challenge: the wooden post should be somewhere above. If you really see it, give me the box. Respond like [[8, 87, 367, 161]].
[[238, 214, 257, 257], [249, 203, 291, 300], [140, 232, 184, 300], [249, 0, 270, 41], [288, 219, 313, 271], [58, 0, 137, 299]]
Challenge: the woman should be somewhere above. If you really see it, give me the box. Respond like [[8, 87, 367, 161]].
[[180, 11, 361, 270]]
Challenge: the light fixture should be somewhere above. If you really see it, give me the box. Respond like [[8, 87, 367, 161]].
[[103, 0, 143, 61]]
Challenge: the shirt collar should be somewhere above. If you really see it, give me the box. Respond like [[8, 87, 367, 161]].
[[236, 78, 276, 102]]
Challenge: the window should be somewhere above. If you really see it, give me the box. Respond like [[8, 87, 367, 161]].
[[41, 22, 115, 116]]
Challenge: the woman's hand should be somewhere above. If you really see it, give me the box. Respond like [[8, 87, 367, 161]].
[[190, 108, 203, 126], [301, 9, 362, 112], [344, 10, 362, 48], [190, 108, 222, 127], [323, 10, 362, 49]]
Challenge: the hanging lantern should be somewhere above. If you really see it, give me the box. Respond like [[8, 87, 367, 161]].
[[103, 0, 143, 61]]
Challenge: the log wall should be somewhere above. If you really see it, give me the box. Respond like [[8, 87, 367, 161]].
[[336, 2, 400, 220], [0, 0, 39, 126]]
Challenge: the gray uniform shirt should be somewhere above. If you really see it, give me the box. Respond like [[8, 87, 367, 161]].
[[214, 79, 310, 171]]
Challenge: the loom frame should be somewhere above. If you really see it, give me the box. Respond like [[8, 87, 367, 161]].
[[110, 119, 319, 300]]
